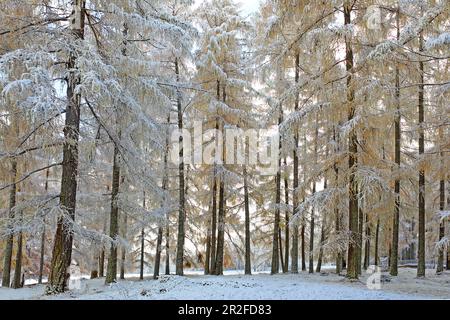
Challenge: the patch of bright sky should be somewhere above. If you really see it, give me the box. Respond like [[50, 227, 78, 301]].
[[194, 0, 263, 16], [237, 0, 263, 15]]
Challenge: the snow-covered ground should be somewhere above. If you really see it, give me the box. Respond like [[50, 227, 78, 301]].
[[0, 268, 448, 300]]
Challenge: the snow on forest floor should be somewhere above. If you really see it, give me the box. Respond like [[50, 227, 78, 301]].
[[0, 268, 449, 300]]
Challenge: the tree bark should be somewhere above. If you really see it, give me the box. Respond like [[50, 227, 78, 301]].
[[363, 213, 371, 270], [316, 179, 327, 273], [119, 205, 127, 280], [210, 116, 219, 275], [165, 211, 170, 275], [105, 144, 121, 284], [309, 121, 318, 274], [333, 127, 342, 275], [417, 32, 426, 278], [291, 51, 300, 274], [12, 201, 23, 289], [2, 160, 17, 288], [357, 207, 363, 275], [140, 192, 146, 280], [38, 168, 50, 284], [214, 86, 227, 276], [46, 0, 85, 294], [175, 57, 186, 276], [271, 109, 282, 275], [283, 157, 289, 273], [374, 218, 380, 267], [244, 165, 251, 275], [344, 1, 359, 280], [390, 7, 401, 277], [436, 180, 445, 273]]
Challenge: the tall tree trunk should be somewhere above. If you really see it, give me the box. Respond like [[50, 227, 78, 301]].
[[175, 57, 186, 276], [316, 218, 326, 273], [344, 1, 359, 280], [38, 168, 51, 284], [165, 210, 170, 275], [46, 0, 85, 294], [436, 178, 445, 273], [244, 166, 251, 275], [283, 157, 289, 273], [119, 205, 127, 280], [291, 52, 300, 274], [12, 200, 23, 289], [309, 181, 316, 274], [99, 192, 108, 278], [363, 213, 371, 270], [357, 207, 363, 275], [316, 179, 327, 273], [154, 227, 163, 279], [155, 123, 169, 279], [210, 116, 219, 275], [447, 191, 450, 270], [417, 32, 426, 278], [390, 7, 401, 277], [271, 108, 282, 275], [214, 86, 227, 276], [105, 144, 121, 284], [279, 227, 284, 271], [2, 160, 17, 288], [205, 223, 211, 275], [333, 127, 342, 275], [374, 218, 380, 267], [301, 220, 306, 271], [309, 120, 318, 274], [301, 134, 307, 272], [140, 192, 146, 280]]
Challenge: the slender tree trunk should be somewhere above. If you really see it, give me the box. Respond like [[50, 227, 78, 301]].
[[417, 32, 426, 278], [38, 223, 46, 284], [205, 223, 211, 275], [364, 213, 371, 270], [2, 160, 17, 288], [291, 52, 300, 274], [46, 1, 85, 294], [309, 182, 316, 274], [357, 207, 363, 275], [105, 144, 121, 284], [271, 109, 282, 275], [12, 203, 23, 289], [215, 86, 227, 276], [447, 191, 450, 270], [301, 133, 307, 272], [155, 127, 169, 279], [390, 7, 401, 277], [165, 211, 170, 275], [283, 158, 289, 273], [344, 1, 359, 280], [120, 203, 127, 280], [210, 116, 219, 275], [436, 180, 445, 273], [175, 57, 186, 276], [374, 218, 380, 267], [154, 227, 163, 279], [334, 126, 342, 275], [244, 166, 251, 275], [301, 222, 306, 271], [140, 192, 146, 280], [316, 219, 325, 273], [316, 179, 327, 273], [38, 168, 50, 284], [99, 197, 107, 278], [309, 121, 318, 274], [279, 227, 284, 272]]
